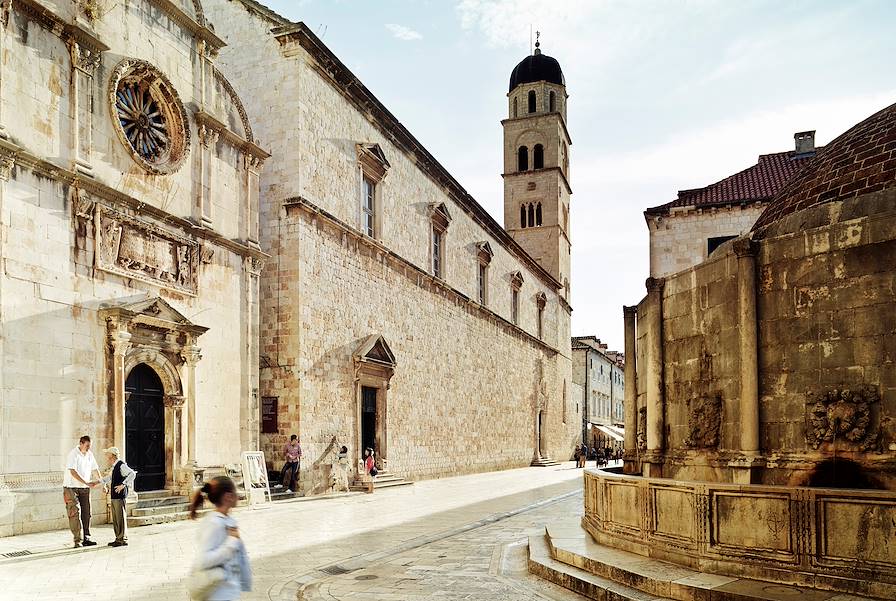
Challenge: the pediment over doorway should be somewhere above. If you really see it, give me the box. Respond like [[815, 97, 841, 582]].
[[354, 334, 396, 367], [100, 297, 209, 336]]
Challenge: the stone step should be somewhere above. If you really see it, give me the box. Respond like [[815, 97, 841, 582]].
[[134, 489, 176, 500], [531, 457, 561, 467], [133, 495, 189, 509], [534, 520, 881, 601], [349, 474, 413, 492], [528, 533, 672, 601], [127, 490, 300, 524]]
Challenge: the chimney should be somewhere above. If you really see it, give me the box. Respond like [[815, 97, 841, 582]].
[[794, 130, 816, 156]]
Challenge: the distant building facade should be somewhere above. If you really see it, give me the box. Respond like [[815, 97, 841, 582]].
[[571, 336, 624, 450], [644, 131, 818, 278], [205, 0, 579, 489]]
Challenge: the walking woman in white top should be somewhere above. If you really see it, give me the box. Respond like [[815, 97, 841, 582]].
[[188, 476, 251, 600]]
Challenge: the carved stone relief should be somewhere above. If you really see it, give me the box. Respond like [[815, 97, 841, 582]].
[[685, 393, 722, 448], [637, 406, 648, 452], [94, 206, 199, 295], [806, 385, 881, 452]]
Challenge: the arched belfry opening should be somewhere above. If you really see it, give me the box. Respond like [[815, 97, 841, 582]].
[[518, 146, 529, 171], [528, 90, 536, 113]]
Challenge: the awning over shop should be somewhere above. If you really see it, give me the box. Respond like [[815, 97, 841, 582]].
[[595, 425, 624, 442]]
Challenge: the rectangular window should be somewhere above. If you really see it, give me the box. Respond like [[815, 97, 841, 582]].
[[478, 262, 488, 304], [511, 288, 519, 324], [707, 235, 737, 255], [362, 177, 376, 237], [537, 305, 544, 339], [432, 228, 442, 278]]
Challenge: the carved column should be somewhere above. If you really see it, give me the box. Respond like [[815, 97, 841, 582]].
[[644, 277, 665, 477], [244, 154, 261, 246], [731, 238, 764, 483], [196, 125, 217, 227], [0, 0, 11, 139], [108, 322, 132, 455], [181, 343, 202, 465], [163, 395, 185, 487], [623, 305, 639, 474], [68, 40, 102, 174]]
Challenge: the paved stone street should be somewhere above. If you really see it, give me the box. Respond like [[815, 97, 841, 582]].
[[0, 463, 593, 600]]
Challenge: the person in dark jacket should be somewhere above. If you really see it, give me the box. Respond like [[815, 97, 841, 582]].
[[101, 447, 137, 547]]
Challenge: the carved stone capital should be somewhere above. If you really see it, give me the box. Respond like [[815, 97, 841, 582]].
[[109, 330, 132, 357], [733, 237, 757, 258], [246, 256, 264, 275], [200, 245, 215, 264], [645, 277, 665, 295], [181, 345, 202, 367], [163, 395, 185, 409], [198, 124, 219, 148], [0, 152, 16, 181], [69, 39, 102, 74], [71, 187, 95, 219], [623, 305, 638, 317]]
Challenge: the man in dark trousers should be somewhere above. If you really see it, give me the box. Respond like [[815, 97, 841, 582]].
[[101, 447, 137, 547], [280, 434, 302, 493]]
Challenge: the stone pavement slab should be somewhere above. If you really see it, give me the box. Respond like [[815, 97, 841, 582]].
[[0, 462, 587, 600]]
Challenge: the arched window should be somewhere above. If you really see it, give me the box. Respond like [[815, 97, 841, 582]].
[[535, 203, 543, 226], [549, 91, 556, 112], [513, 97, 518, 118], [533, 144, 544, 169], [528, 90, 536, 113], [520, 205, 526, 228], [527, 203, 535, 228], [517, 146, 528, 171]]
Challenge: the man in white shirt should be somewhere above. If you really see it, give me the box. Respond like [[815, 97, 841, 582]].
[[63, 435, 102, 548]]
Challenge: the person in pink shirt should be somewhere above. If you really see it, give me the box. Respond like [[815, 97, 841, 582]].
[[279, 435, 302, 493]]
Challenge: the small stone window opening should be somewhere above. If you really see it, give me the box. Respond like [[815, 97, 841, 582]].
[[536, 292, 546, 339], [518, 146, 529, 171], [533, 144, 544, 169], [357, 143, 390, 238], [510, 271, 524, 325], [535, 203, 543, 226], [549, 91, 556, 112], [519, 205, 526, 228], [528, 90, 536, 113], [513, 97, 518, 118], [527, 204, 535, 228], [362, 177, 376, 236], [476, 242, 492, 306], [429, 203, 452, 279]]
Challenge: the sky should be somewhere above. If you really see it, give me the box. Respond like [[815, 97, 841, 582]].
[[262, 0, 896, 350]]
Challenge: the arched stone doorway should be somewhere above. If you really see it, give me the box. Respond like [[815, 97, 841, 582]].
[[353, 335, 396, 472], [125, 364, 166, 491]]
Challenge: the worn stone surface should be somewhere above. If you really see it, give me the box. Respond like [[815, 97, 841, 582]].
[[0, 0, 263, 535]]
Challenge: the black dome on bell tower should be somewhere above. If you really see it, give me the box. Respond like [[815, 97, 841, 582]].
[[508, 47, 565, 93]]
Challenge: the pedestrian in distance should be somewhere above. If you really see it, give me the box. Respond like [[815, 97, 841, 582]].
[[187, 476, 251, 600], [279, 434, 302, 493], [100, 446, 137, 547], [63, 435, 103, 548], [363, 447, 377, 494], [574, 443, 581, 468]]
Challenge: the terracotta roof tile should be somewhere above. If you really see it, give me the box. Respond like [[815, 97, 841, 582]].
[[645, 150, 817, 216], [753, 101, 896, 233]]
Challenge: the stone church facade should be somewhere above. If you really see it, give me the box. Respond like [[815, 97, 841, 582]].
[[0, 0, 266, 535], [205, 0, 578, 492]]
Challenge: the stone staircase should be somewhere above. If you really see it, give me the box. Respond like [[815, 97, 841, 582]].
[[349, 471, 412, 492], [126, 488, 300, 527], [530, 456, 560, 467], [528, 519, 883, 601]]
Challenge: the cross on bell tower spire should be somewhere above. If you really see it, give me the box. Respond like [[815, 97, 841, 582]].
[[534, 31, 541, 55]]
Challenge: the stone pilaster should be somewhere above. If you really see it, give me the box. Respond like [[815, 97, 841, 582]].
[[622, 305, 639, 474], [67, 39, 102, 174], [644, 277, 665, 478], [196, 125, 218, 226], [108, 322, 132, 454], [0, 0, 10, 139], [180, 342, 202, 465], [163, 395, 185, 487], [730, 237, 764, 483]]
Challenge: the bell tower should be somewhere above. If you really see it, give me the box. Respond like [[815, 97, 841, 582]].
[[503, 36, 571, 299]]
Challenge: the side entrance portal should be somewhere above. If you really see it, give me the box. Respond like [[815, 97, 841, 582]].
[[125, 364, 166, 491], [361, 386, 377, 454]]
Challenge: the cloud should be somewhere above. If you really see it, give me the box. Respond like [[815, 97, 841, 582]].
[[385, 23, 423, 41]]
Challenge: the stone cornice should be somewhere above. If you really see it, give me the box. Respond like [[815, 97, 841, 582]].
[[0, 137, 268, 261], [502, 166, 573, 195], [282, 196, 564, 358], [270, 23, 562, 294], [193, 110, 269, 161], [500, 111, 573, 147], [147, 0, 225, 50], [12, 0, 109, 53]]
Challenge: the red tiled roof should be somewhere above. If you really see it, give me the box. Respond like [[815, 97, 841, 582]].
[[753, 102, 896, 233], [644, 150, 817, 216]]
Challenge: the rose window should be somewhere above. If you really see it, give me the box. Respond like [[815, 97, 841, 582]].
[[109, 60, 190, 174], [116, 82, 169, 162]]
